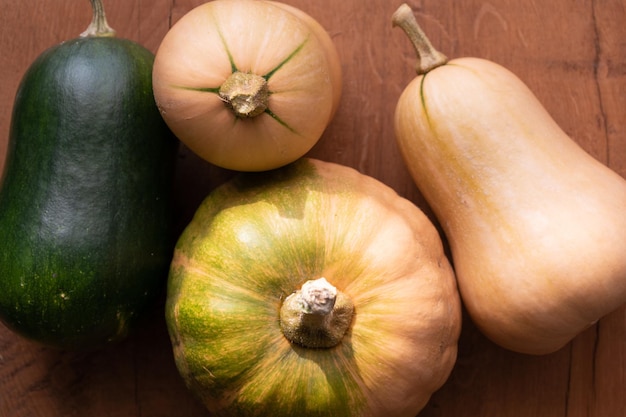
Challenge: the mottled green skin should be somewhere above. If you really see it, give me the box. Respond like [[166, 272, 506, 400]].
[[167, 158, 462, 417], [0, 36, 177, 349]]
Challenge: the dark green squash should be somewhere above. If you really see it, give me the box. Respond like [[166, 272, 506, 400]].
[[0, 0, 177, 349]]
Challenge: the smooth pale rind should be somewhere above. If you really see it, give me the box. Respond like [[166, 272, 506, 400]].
[[394, 57, 626, 354], [269, 1, 343, 118], [166, 158, 461, 417], [153, 0, 337, 172]]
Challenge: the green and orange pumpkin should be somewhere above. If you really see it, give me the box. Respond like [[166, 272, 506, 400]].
[[165, 158, 461, 417]]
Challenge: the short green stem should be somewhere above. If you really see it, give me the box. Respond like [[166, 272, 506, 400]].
[[219, 72, 269, 118], [80, 0, 116, 38], [392, 3, 448, 74], [280, 278, 354, 349]]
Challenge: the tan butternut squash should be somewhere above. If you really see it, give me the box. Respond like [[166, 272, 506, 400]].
[[392, 3, 626, 355]]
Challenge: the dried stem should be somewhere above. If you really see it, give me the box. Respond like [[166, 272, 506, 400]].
[[219, 72, 269, 118], [392, 3, 447, 74], [80, 0, 116, 38], [280, 278, 354, 349]]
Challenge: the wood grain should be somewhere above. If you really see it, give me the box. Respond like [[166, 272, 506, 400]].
[[1, 0, 625, 416]]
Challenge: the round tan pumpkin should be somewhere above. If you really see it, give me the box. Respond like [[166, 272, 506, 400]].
[[152, 0, 342, 172]]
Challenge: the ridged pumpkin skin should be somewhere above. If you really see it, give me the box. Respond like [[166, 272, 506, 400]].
[[152, 0, 341, 172], [166, 158, 461, 417], [0, 36, 177, 349], [393, 9, 626, 354]]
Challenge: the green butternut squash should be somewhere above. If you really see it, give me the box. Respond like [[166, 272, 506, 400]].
[[392, 4, 626, 355], [0, 0, 177, 349]]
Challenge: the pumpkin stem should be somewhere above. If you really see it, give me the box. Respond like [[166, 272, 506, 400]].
[[392, 3, 447, 74], [80, 0, 117, 38], [280, 277, 354, 349], [219, 72, 270, 118]]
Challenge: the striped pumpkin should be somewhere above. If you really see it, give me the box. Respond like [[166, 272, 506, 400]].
[[166, 158, 461, 417]]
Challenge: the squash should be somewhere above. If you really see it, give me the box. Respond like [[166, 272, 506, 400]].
[[392, 4, 626, 355], [0, 0, 177, 349], [166, 158, 461, 417], [152, 0, 342, 172]]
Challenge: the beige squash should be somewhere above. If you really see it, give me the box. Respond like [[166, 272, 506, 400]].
[[152, 0, 342, 172], [392, 4, 626, 355]]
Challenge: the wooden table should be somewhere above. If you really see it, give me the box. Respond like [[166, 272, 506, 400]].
[[1, 1, 625, 416]]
